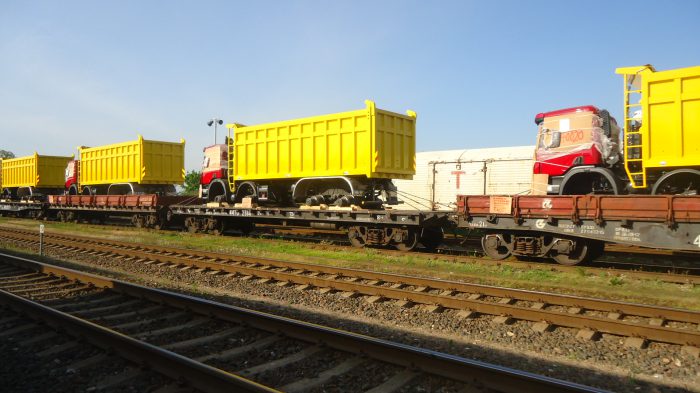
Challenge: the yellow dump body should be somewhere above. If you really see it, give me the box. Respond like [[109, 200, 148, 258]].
[[227, 100, 416, 184], [616, 65, 700, 188], [0, 153, 73, 189], [79, 135, 185, 186]]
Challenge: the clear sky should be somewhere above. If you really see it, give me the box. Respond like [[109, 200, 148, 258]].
[[1, 1, 699, 171]]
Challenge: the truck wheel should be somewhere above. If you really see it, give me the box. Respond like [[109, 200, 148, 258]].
[[234, 182, 257, 203], [651, 169, 700, 195]]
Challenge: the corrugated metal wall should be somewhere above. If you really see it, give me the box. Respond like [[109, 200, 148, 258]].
[[394, 146, 534, 210]]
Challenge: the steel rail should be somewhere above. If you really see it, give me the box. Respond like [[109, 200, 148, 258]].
[[2, 229, 700, 349], [0, 252, 602, 393]]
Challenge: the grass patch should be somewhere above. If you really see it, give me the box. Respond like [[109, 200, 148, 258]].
[[1, 217, 699, 310]]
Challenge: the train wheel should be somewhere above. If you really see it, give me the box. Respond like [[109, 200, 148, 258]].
[[419, 227, 444, 251], [132, 215, 145, 229], [481, 233, 513, 260], [395, 229, 419, 251], [184, 217, 198, 233], [347, 226, 367, 248], [550, 239, 598, 266], [210, 219, 227, 236]]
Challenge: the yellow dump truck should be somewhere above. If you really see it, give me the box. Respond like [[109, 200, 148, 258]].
[[0, 153, 73, 199], [201, 100, 416, 206], [616, 64, 700, 194], [533, 64, 700, 195], [66, 135, 186, 195]]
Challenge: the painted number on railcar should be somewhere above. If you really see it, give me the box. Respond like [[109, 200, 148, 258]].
[[542, 199, 552, 209], [694, 235, 700, 247]]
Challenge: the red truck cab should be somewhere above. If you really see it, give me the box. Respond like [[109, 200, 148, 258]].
[[65, 160, 80, 194], [533, 105, 622, 195], [200, 144, 229, 201]]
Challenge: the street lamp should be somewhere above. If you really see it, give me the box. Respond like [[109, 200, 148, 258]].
[[207, 118, 224, 144]]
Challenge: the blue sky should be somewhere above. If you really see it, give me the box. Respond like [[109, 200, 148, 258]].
[[1, 1, 699, 171]]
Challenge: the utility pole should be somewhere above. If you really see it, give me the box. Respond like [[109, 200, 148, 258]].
[[207, 118, 224, 144]]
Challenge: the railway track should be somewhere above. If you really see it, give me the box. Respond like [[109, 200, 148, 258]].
[[1, 227, 699, 354], [0, 252, 599, 393], [3, 212, 700, 277], [2, 224, 698, 287], [257, 230, 700, 285], [0, 308, 191, 392]]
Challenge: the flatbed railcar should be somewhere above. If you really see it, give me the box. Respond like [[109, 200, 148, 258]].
[[0, 197, 450, 251], [44, 194, 199, 228], [171, 203, 449, 250], [456, 194, 700, 265]]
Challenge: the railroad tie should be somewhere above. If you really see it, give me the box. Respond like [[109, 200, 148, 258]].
[[364, 369, 419, 393], [93, 304, 162, 322], [111, 311, 188, 330], [493, 315, 514, 325], [52, 294, 124, 310], [0, 322, 36, 337], [279, 356, 365, 393], [340, 291, 360, 298], [71, 299, 142, 317], [395, 300, 414, 308], [95, 367, 145, 390], [36, 340, 80, 358], [456, 309, 477, 319], [196, 335, 283, 363], [136, 318, 209, 339], [423, 304, 444, 313], [162, 326, 244, 350], [0, 271, 37, 280], [648, 318, 665, 326], [0, 315, 21, 325], [366, 295, 384, 304], [63, 353, 110, 372], [623, 336, 648, 349], [575, 329, 601, 341], [682, 346, 700, 358], [532, 321, 554, 333], [237, 344, 325, 376], [18, 331, 58, 346], [567, 307, 583, 314]]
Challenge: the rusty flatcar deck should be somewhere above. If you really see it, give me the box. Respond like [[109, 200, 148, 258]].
[[457, 195, 700, 257]]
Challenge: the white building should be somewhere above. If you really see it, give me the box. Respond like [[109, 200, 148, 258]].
[[394, 146, 535, 211]]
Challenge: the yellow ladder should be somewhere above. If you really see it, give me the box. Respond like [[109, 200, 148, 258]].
[[622, 76, 646, 189], [227, 126, 236, 194]]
